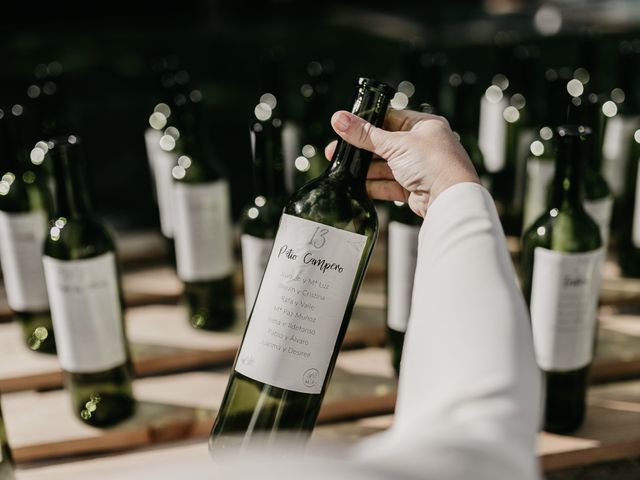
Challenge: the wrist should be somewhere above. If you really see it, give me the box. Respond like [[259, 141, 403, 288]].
[[429, 168, 480, 207]]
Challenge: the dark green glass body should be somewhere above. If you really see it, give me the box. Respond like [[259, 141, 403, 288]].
[[521, 126, 602, 433], [170, 93, 235, 331], [386, 202, 422, 375], [0, 401, 14, 480], [0, 107, 56, 353], [240, 105, 287, 315], [617, 132, 640, 276], [209, 78, 394, 452], [44, 137, 134, 426]]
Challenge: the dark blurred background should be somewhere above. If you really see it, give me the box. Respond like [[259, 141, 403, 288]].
[[1, 0, 639, 231]]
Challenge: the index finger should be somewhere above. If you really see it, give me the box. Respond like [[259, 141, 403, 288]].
[[383, 108, 443, 132]]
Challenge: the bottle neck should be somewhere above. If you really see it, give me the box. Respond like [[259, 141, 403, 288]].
[[327, 83, 392, 184], [551, 137, 584, 209], [52, 145, 91, 217]]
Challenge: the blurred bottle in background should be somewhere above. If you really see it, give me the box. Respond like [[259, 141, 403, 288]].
[[617, 128, 640, 277], [43, 136, 135, 426], [292, 60, 334, 189], [0, 104, 56, 354], [449, 71, 488, 187], [170, 90, 235, 331], [240, 97, 286, 318], [0, 401, 14, 480], [602, 40, 640, 200]]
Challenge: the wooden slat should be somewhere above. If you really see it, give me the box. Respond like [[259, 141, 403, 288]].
[[3, 349, 396, 463], [0, 298, 386, 393]]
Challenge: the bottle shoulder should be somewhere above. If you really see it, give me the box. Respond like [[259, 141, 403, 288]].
[[523, 208, 602, 253], [0, 175, 52, 214], [239, 199, 284, 238], [283, 175, 378, 236], [44, 215, 116, 260]]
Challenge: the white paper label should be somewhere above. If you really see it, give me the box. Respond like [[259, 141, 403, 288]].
[[43, 252, 127, 373], [0, 210, 49, 311], [387, 221, 420, 333], [241, 234, 274, 318], [530, 247, 603, 371], [478, 95, 508, 173], [603, 114, 639, 196], [583, 195, 614, 247], [235, 214, 368, 394], [145, 128, 177, 238], [173, 181, 234, 282], [513, 128, 537, 211], [633, 158, 640, 248], [522, 158, 555, 232], [282, 122, 301, 194]]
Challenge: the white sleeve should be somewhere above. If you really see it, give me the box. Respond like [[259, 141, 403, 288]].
[[352, 182, 542, 480]]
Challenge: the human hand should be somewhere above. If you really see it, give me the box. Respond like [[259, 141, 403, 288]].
[[325, 108, 479, 217]]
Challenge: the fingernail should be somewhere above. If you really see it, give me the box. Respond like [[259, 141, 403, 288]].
[[334, 112, 351, 132]]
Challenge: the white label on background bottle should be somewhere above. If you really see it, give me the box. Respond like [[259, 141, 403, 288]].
[[235, 214, 367, 394], [241, 234, 274, 317], [387, 221, 420, 333], [513, 128, 537, 212], [602, 114, 639, 196], [282, 122, 301, 195], [633, 158, 640, 248], [43, 252, 126, 373], [522, 158, 555, 232], [173, 180, 234, 282], [583, 195, 614, 247], [0, 210, 49, 312], [145, 128, 177, 239], [530, 247, 603, 371], [478, 89, 508, 173]]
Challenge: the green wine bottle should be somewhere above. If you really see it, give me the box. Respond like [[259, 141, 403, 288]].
[[569, 93, 613, 246], [386, 201, 421, 375], [170, 91, 235, 331], [43, 136, 135, 426], [0, 105, 56, 354], [522, 126, 555, 232], [449, 71, 489, 188], [293, 60, 334, 189], [209, 78, 394, 451], [240, 99, 287, 318], [521, 126, 603, 434], [602, 40, 640, 198], [0, 401, 14, 480], [617, 128, 640, 277]]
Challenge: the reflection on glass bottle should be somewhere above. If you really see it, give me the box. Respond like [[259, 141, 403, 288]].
[[0, 401, 15, 480], [210, 78, 394, 452], [169, 91, 235, 331], [521, 126, 602, 434], [0, 105, 56, 354], [522, 126, 555, 233], [386, 201, 421, 375], [43, 136, 135, 426], [240, 98, 287, 318]]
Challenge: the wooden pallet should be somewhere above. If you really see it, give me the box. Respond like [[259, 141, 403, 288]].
[[13, 376, 640, 477], [2, 349, 396, 463]]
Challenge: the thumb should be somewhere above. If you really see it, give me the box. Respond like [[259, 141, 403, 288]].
[[330, 111, 394, 157]]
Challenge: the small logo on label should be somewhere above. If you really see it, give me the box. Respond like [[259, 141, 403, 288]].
[[240, 355, 255, 366], [302, 368, 319, 388]]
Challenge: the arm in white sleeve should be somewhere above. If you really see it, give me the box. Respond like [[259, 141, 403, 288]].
[[352, 182, 542, 480]]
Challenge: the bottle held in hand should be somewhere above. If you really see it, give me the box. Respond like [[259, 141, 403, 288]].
[[209, 78, 394, 452], [43, 136, 135, 426], [521, 126, 603, 433]]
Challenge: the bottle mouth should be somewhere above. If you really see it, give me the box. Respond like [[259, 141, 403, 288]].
[[557, 125, 591, 138], [357, 78, 396, 98], [48, 134, 82, 152]]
